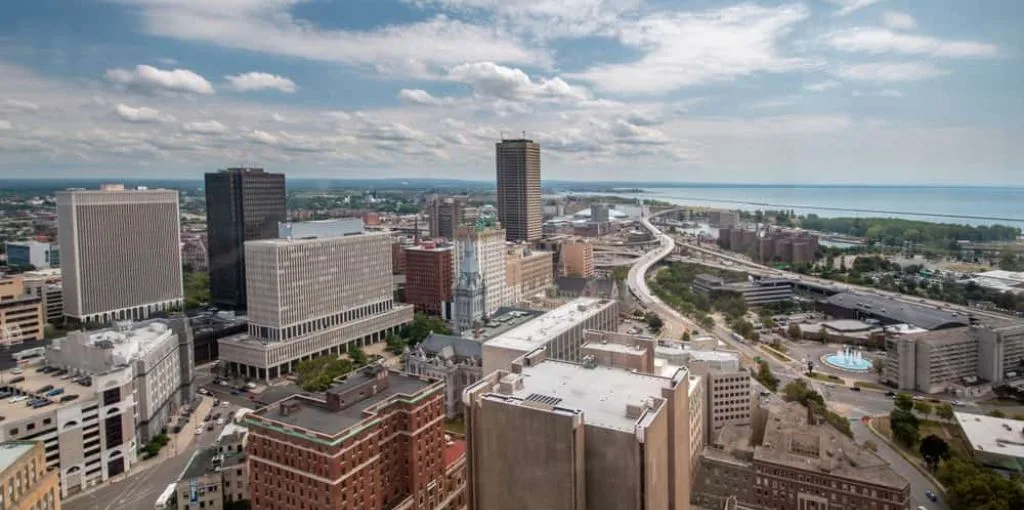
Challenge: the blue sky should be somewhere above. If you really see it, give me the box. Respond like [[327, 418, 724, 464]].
[[0, 0, 1021, 184]]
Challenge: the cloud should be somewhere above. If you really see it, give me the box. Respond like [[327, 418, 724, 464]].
[[182, 120, 228, 134], [748, 97, 798, 110], [824, 28, 998, 58], [113, 103, 176, 123], [804, 80, 841, 92], [105, 65, 215, 94], [609, 119, 669, 145], [567, 4, 812, 94], [404, 0, 644, 39], [397, 89, 454, 106], [882, 11, 916, 31], [448, 62, 589, 102], [825, 0, 885, 17], [0, 120, 12, 131], [1, 99, 40, 112], [834, 62, 949, 82], [114, 1, 545, 75], [224, 72, 297, 93], [852, 89, 904, 97]]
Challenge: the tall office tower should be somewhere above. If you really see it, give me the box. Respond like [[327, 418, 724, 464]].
[[452, 238, 486, 333], [246, 365, 468, 510], [464, 348, 692, 510], [57, 185, 183, 323], [495, 138, 542, 242], [205, 167, 286, 311], [454, 224, 507, 315], [428, 196, 470, 239], [405, 242, 455, 318], [217, 230, 413, 381]]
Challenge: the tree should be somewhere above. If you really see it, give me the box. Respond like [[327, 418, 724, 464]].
[[862, 439, 878, 452], [988, 409, 1007, 418], [938, 456, 1024, 510], [385, 334, 407, 355], [296, 356, 354, 392], [919, 434, 949, 471], [1000, 251, 1022, 271], [894, 393, 914, 412], [400, 313, 452, 345], [890, 408, 920, 447], [681, 330, 691, 342], [819, 327, 829, 344], [872, 358, 885, 375], [756, 362, 779, 392], [914, 401, 933, 420], [787, 323, 801, 340], [698, 314, 715, 330], [644, 312, 664, 333], [935, 403, 955, 421], [347, 347, 368, 366]]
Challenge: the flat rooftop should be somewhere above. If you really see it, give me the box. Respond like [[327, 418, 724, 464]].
[[0, 364, 98, 422], [827, 292, 969, 330], [0, 442, 36, 473], [250, 230, 384, 246], [252, 372, 434, 436], [490, 359, 679, 433], [483, 298, 614, 353], [181, 446, 220, 480], [582, 342, 644, 355], [472, 308, 544, 341], [65, 320, 175, 363], [955, 411, 1024, 460]]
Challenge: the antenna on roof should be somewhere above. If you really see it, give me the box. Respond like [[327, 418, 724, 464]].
[[522, 130, 526, 139], [499, 131, 504, 141]]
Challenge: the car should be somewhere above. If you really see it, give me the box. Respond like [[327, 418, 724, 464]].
[[850, 386, 861, 392], [11, 368, 23, 375], [230, 390, 241, 396], [7, 396, 28, 404], [197, 388, 211, 396], [59, 394, 79, 402], [925, 490, 937, 502], [885, 391, 897, 397], [45, 388, 64, 397], [918, 506, 928, 510], [207, 423, 214, 431], [952, 400, 965, 406], [195, 428, 204, 436], [216, 418, 225, 426], [212, 413, 221, 420], [36, 385, 54, 393], [8, 377, 24, 384]]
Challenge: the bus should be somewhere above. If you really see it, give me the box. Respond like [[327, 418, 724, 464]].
[[155, 483, 176, 510], [12, 347, 45, 361]]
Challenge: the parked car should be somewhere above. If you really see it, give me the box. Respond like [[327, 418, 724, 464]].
[[850, 386, 861, 392], [36, 385, 54, 393], [59, 394, 79, 402], [925, 490, 937, 502], [45, 388, 64, 397], [8, 377, 24, 384], [11, 368, 23, 375]]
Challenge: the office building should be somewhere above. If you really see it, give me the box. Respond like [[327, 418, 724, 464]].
[[885, 323, 1024, 395], [463, 348, 693, 510], [0, 277, 44, 344], [404, 242, 454, 318], [452, 239, 486, 333], [561, 241, 594, 278], [218, 232, 413, 381], [57, 185, 183, 323], [454, 224, 507, 315], [954, 411, 1024, 472], [495, 139, 542, 242], [278, 217, 362, 239], [481, 297, 618, 375], [707, 210, 740, 229], [175, 425, 249, 510], [716, 227, 757, 254], [5, 241, 59, 269], [504, 245, 553, 304], [406, 333, 484, 418], [47, 319, 191, 442], [205, 168, 286, 311], [0, 363, 138, 498], [245, 365, 467, 510], [0, 441, 61, 510], [693, 275, 793, 307], [693, 402, 910, 510], [428, 196, 473, 240], [23, 270, 63, 323], [180, 233, 208, 271]]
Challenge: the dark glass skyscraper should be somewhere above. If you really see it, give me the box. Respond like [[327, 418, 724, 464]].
[[204, 168, 286, 310]]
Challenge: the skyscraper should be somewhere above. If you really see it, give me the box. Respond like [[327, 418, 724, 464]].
[[204, 167, 286, 311], [496, 138, 542, 242], [57, 184, 183, 323]]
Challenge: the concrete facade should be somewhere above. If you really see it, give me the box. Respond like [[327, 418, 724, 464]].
[[4, 241, 58, 269], [57, 186, 183, 323], [0, 277, 44, 344], [0, 441, 61, 510], [23, 271, 64, 323], [495, 139, 542, 242], [561, 241, 595, 278], [505, 245, 553, 304]]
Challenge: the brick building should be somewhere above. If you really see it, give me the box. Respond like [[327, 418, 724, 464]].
[[245, 365, 464, 510], [405, 243, 455, 318]]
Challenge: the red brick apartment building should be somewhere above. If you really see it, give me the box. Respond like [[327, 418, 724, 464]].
[[404, 243, 454, 317], [245, 364, 467, 510]]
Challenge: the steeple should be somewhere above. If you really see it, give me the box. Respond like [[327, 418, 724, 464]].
[[453, 237, 486, 334]]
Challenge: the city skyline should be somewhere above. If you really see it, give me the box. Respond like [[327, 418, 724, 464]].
[[1, 0, 1022, 184]]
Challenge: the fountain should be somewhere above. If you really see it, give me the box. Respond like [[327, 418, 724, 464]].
[[822, 345, 873, 372]]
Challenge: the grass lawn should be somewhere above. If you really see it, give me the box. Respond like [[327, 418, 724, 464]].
[[445, 417, 466, 436], [809, 372, 843, 382], [872, 417, 971, 461], [761, 346, 790, 362], [854, 381, 886, 390]]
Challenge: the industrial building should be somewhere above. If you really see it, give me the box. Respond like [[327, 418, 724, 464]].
[[481, 297, 619, 375], [23, 269, 64, 323], [505, 245, 554, 304], [218, 231, 413, 381], [57, 184, 183, 323]]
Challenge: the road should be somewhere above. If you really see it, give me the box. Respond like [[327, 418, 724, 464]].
[[630, 209, 950, 510]]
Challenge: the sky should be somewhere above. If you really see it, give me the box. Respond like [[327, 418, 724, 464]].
[[0, 0, 1022, 184]]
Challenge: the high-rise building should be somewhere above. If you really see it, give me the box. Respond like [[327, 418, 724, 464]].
[[504, 245, 553, 304], [245, 365, 467, 510], [405, 242, 455, 318], [428, 196, 471, 239], [4, 240, 59, 269], [57, 185, 183, 323], [0, 276, 44, 343], [495, 139, 542, 242], [0, 442, 61, 510], [205, 168, 286, 311], [463, 348, 693, 510], [218, 230, 413, 381], [561, 241, 595, 278], [454, 225, 507, 315]]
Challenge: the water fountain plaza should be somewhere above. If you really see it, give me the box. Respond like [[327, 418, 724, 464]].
[[822, 346, 873, 372]]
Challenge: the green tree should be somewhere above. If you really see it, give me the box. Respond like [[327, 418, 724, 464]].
[[988, 409, 1007, 418], [862, 439, 878, 452], [819, 327, 829, 344], [872, 358, 885, 375], [914, 401, 933, 420], [894, 393, 914, 412], [999, 251, 1022, 271], [698, 314, 715, 330], [385, 334, 407, 355], [400, 313, 452, 345], [787, 322, 801, 340], [183, 270, 210, 309], [681, 330, 691, 342], [644, 312, 664, 333], [938, 456, 1024, 510], [890, 408, 920, 447], [347, 347, 368, 366], [935, 403, 955, 421], [755, 361, 779, 392], [296, 356, 354, 392], [919, 434, 949, 471]]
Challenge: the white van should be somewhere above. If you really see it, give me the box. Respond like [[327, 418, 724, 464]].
[[7, 396, 28, 404]]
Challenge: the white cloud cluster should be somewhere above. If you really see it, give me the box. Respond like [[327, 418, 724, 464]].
[[114, 103, 176, 123], [106, 65, 215, 94], [834, 61, 949, 82], [824, 27, 998, 58], [882, 11, 917, 31], [825, 0, 885, 17], [2, 99, 40, 112], [182, 120, 229, 134], [224, 72, 297, 93], [804, 80, 841, 92], [448, 62, 589, 102]]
